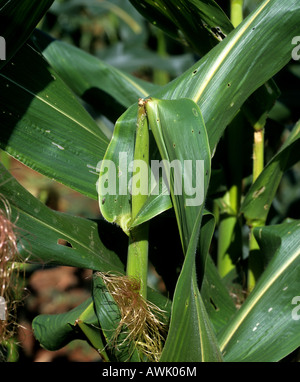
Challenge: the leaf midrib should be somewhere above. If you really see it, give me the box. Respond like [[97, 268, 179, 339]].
[[0, 73, 108, 144], [192, 0, 271, 104]]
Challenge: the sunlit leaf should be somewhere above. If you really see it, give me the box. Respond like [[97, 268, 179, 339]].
[[0, 43, 108, 200], [218, 220, 300, 362], [33, 29, 158, 123], [0, 163, 124, 272], [144, 98, 222, 362]]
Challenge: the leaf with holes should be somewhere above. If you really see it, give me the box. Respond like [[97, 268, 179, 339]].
[[0, 43, 109, 200], [99, 0, 300, 229], [129, 0, 233, 56], [0, 163, 124, 272]]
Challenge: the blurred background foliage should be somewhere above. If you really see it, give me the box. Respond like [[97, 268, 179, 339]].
[[1, 0, 300, 362], [39, 0, 195, 84]]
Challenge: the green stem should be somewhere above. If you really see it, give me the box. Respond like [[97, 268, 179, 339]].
[[127, 224, 149, 300], [153, 29, 169, 86], [252, 128, 264, 182], [217, 1, 245, 279], [248, 126, 265, 292], [126, 100, 150, 300], [217, 113, 243, 278], [230, 0, 244, 27]]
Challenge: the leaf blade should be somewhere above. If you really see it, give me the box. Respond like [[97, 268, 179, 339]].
[[0, 43, 109, 199], [0, 0, 54, 69], [0, 163, 124, 272], [100, 0, 300, 227], [218, 221, 300, 362], [145, 98, 222, 362], [130, 0, 233, 56], [32, 29, 158, 123], [153, 0, 300, 152]]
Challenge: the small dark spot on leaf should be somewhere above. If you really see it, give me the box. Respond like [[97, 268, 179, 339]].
[[192, 69, 198, 75], [211, 27, 227, 41], [57, 239, 73, 248], [227, 83, 231, 87], [101, 197, 106, 205], [210, 297, 219, 311]]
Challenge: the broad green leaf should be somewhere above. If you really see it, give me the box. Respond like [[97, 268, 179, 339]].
[[241, 120, 300, 225], [160, 263, 223, 362], [131, 168, 227, 228], [130, 189, 172, 228], [0, 163, 124, 272], [32, 298, 104, 353], [98, 103, 137, 232], [218, 220, 300, 362], [32, 29, 158, 123], [130, 0, 279, 131], [155, 0, 300, 152], [196, 209, 236, 334], [144, 98, 222, 362], [33, 270, 171, 361], [100, 0, 300, 228], [129, 0, 233, 57], [146, 98, 210, 252], [0, 43, 109, 200], [0, 0, 54, 69], [243, 0, 265, 17], [201, 255, 237, 334], [99, 102, 173, 232]]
